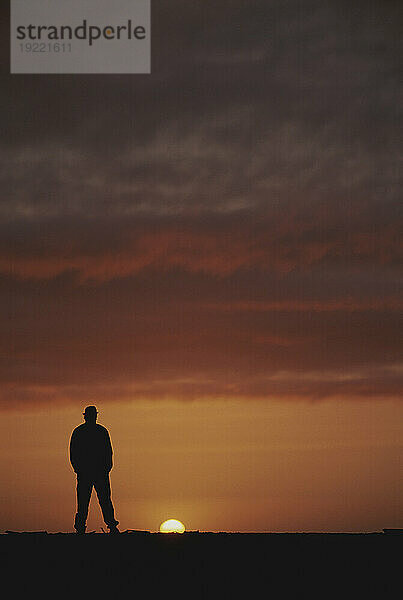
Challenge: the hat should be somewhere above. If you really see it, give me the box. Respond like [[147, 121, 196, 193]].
[[83, 405, 98, 416]]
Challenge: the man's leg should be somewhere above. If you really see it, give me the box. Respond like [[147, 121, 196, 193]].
[[74, 474, 93, 533], [94, 472, 119, 531]]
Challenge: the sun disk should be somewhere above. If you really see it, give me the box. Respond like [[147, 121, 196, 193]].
[[159, 519, 186, 534]]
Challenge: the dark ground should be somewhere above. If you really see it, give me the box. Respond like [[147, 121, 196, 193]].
[[0, 531, 400, 598]]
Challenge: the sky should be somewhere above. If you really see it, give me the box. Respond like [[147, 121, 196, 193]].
[[0, 1, 401, 533]]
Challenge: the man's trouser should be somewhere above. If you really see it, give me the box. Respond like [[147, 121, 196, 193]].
[[74, 471, 118, 531]]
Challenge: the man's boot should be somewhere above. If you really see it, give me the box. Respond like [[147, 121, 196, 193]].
[[75, 526, 86, 534], [74, 514, 86, 534], [108, 524, 120, 534]]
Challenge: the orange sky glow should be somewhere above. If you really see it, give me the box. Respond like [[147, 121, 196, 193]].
[[0, 399, 401, 533]]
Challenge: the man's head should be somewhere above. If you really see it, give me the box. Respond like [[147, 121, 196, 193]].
[[83, 406, 98, 424]]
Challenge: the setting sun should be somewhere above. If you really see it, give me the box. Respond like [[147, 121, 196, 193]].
[[159, 519, 186, 534]]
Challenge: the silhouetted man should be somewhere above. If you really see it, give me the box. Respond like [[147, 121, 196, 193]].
[[70, 406, 119, 534]]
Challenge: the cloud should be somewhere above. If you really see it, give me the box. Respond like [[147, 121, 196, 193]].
[[0, 206, 400, 281], [1, 365, 401, 410], [0, 2, 400, 217], [0, 1, 401, 408], [0, 262, 401, 407], [203, 298, 403, 313]]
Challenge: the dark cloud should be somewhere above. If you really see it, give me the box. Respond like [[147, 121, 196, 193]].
[[0, 1, 401, 407], [0, 206, 401, 280], [1, 1, 400, 217], [0, 266, 401, 406]]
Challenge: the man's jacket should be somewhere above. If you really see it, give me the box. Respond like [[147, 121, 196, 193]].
[[70, 423, 113, 474]]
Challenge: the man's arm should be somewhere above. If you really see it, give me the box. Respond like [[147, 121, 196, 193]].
[[69, 429, 79, 473], [104, 429, 113, 472]]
